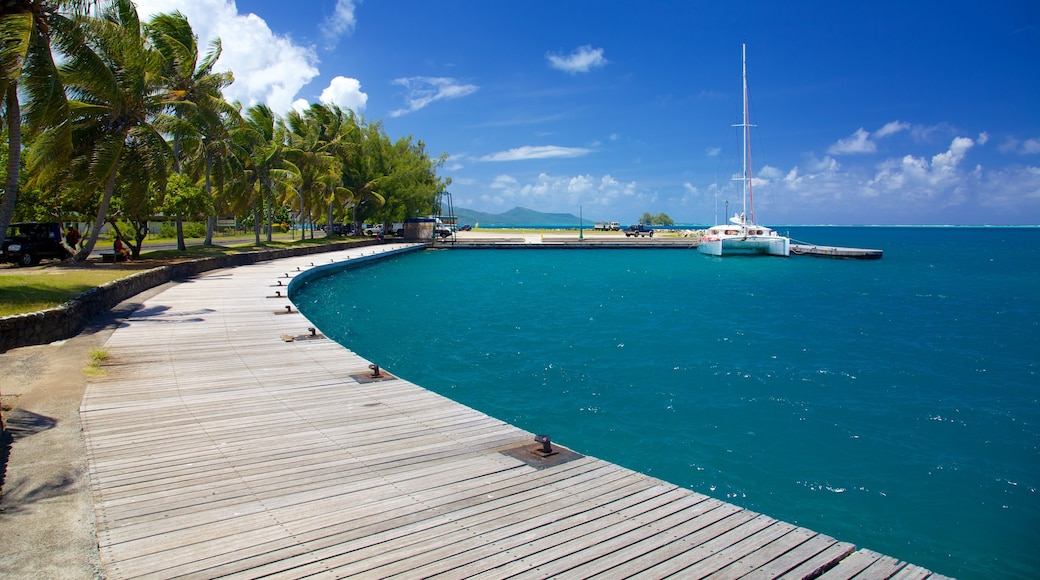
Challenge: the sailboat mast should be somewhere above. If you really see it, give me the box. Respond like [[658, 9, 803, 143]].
[[742, 43, 754, 225]]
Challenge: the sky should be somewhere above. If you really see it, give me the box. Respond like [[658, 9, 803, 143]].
[[130, 0, 1040, 225]]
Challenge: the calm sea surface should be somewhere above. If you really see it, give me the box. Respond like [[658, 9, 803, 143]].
[[293, 227, 1039, 579]]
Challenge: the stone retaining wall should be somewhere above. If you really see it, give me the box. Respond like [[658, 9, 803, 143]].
[[0, 240, 389, 353]]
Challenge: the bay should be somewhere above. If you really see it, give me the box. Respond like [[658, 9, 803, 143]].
[[293, 226, 1040, 579]]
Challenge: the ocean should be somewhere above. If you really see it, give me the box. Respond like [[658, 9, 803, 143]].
[[292, 226, 1039, 579]]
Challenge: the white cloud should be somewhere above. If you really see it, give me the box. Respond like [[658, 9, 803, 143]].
[[319, 76, 368, 112], [480, 145, 593, 162], [828, 121, 910, 155], [291, 99, 310, 114], [321, 0, 360, 49], [828, 128, 875, 155], [133, 0, 320, 114], [874, 121, 910, 139], [547, 45, 608, 74], [480, 172, 641, 213], [390, 77, 479, 117], [857, 136, 980, 209], [490, 175, 520, 189], [1000, 136, 1040, 155]]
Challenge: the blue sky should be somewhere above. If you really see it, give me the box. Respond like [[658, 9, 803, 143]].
[[133, 1, 1040, 225]]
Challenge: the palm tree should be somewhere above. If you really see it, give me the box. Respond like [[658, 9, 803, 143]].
[[238, 103, 294, 243], [0, 1, 86, 241], [146, 10, 233, 250], [284, 103, 351, 239], [30, 0, 177, 260], [339, 117, 387, 230]]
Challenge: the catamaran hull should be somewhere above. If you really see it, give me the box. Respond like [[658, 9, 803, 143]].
[[698, 235, 790, 257]]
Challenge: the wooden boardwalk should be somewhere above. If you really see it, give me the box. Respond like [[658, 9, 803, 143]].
[[81, 245, 947, 579]]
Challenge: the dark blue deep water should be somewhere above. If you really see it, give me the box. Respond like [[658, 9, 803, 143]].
[[292, 227, 1040, 579]]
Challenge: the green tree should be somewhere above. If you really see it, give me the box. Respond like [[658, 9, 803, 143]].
[[638, 212, 673, 226], [31, 0, 176, 261], [107, 136, 160, 257], [237, 103, 296, 244], [161, 171, 211, 241], [0, 1, 87, 241], [284, 103, 348, 240], [653, 212, 674, 226], [339, 118, 388, 229], [146, 10, 233, 250], [378, 137, 447, 224]]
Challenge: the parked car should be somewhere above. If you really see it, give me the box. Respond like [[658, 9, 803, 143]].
[[324, 223, 354, 236], [624, 224, 655, 237], [2, 222, 72, 266], [435, 222, 452, 238]]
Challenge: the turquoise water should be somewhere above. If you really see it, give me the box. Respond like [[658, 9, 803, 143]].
[[292, 227, 1039, 579]]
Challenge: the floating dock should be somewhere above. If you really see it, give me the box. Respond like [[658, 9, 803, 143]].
[[791, 244, 883, 259]]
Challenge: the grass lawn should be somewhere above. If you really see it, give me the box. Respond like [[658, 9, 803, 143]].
[[0, 236, 364, 316], [0, 270, 134, 316]]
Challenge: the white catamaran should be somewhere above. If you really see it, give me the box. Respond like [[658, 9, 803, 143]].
[[698, 44, 790, 257]]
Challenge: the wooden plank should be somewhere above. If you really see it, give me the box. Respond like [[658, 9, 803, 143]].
[[677, 520, 798, 578], [610, 513, 778, 579], [703, 526, 817, 579], [315, 483, 691, 578], [777, 540, 858, 580], [815, 548, 898, 580], [890, 564, 944, 580]]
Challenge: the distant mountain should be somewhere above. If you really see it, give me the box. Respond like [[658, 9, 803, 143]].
[[454, 206, 588, 226]]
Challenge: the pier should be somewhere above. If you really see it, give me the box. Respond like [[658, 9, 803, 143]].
[[430, 231, 884, 258], [79, 245, 937, 578]]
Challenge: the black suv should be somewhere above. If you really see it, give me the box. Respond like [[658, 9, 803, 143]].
[[624, 224, 655, 237], [2, 222, 72, 266], [324, 223, 354, 236]]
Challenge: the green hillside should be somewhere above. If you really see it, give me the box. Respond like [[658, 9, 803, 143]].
[[454, 207, 589, 226]]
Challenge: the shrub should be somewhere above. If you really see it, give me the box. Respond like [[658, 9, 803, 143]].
[[183, 222, 206, 238], [158, 222, 207, 239]]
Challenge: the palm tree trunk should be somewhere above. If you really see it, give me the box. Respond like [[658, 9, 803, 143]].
[[253, 201, 261, 245], [206, 216, 215, 245], [0, 85, 22, 241], [328, 202, 335, 239], [265, 187, 273, 242], [76, 164, 120, 261], [176, 217, 186, 251], [204, 152, 214, 245]]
